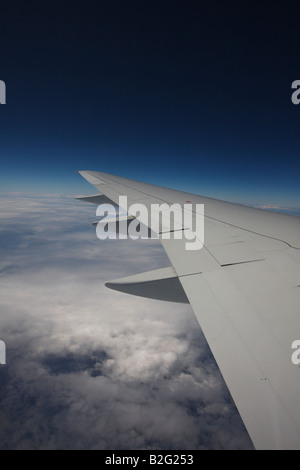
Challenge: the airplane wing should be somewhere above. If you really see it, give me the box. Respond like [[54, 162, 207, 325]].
[[76, 170, 300, 450]]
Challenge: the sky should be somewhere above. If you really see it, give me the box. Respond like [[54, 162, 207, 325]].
[[0, 1, 300, 207], [0, 0, 299, 451]]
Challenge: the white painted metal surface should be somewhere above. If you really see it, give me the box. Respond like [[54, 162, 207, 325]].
[[77, 170, 300, 449]]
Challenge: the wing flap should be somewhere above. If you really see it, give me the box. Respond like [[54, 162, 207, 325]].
[[105, 267, 189, 303], [74, 193, 117, 205]]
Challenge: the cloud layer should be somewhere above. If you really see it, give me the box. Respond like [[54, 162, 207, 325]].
[[0, 195, 253, 449]]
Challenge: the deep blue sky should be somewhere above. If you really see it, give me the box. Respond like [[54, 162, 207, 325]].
[[0, 1, 300, 206]]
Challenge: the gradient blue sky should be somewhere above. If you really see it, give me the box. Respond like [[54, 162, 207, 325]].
[[0, 1, 300, 207]]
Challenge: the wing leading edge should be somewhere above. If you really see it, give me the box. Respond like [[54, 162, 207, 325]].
[[76, 170, 300, 450]]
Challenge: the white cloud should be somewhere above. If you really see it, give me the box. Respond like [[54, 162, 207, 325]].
[[0, 195, 253, 449]]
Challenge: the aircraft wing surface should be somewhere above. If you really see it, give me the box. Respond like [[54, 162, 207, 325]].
[[76, 170, 300, 450]]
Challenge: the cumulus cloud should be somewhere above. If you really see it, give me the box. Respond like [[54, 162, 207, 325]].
[[0, 195, 253, 449]]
